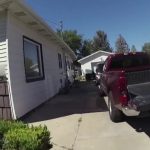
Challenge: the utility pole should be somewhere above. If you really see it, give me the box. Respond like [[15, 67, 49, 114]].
[[60, 21, 63, 39]]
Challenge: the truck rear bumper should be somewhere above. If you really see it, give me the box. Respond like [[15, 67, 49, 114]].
[[124, 82, 150, 116], [122, 95, 150, 116], [122, 106, 140, 116], [126, 82, 150, 115]]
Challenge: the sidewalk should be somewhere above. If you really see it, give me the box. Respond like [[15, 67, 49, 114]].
[[23, 81, 107, 150], [23, 81, 150, 150]]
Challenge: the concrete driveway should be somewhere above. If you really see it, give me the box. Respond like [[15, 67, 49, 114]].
[[23, 82, 150, 150]]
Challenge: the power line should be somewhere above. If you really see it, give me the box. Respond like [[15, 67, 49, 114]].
[[60, 20, 63, 32], [59, 20, 63, 38], [44, 18, 63, 32]]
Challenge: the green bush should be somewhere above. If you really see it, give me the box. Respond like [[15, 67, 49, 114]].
[[0, 120, 27, 133], [0, 121, 27, 149], [0, 121, 52, 150]]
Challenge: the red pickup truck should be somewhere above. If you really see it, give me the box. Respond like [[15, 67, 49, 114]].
[[99, 52, 150, 122]]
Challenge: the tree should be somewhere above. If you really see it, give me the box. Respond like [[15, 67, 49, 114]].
[[142, 42, 150, 53], [93, 30, 112, 52], [57, 30, 82, 56], [81, 40, 93, 57], [115, 34, 129, 53], [131, 45, 137, 52]]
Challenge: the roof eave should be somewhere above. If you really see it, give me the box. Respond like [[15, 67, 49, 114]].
[[1, 0, 76, 60], [15, 0, 76, 60], [78, 50, 113, 63]]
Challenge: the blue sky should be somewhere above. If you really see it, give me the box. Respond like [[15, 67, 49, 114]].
[[25, 0, 150, 51]]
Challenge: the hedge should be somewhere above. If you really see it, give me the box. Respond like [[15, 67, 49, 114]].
[[0, 120, 52, 150]]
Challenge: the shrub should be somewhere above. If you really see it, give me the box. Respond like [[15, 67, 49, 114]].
[[0, 121, 27, 149], [0, 120, 27, 133], [0, 121, 52, 150], [3, 125, 52, 150]]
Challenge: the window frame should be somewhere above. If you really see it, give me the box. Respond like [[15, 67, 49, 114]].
[[58, 53, 63, 69], [23, 36, 45, 83]]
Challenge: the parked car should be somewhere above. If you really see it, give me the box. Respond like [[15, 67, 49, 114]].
[[95, 63, 104, 86], [85, 72, 95, 81], [99, 52, 150, 122]]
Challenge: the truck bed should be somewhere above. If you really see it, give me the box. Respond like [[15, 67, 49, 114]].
[[126, 69, 150, 85], [126, 70, 150, 111]]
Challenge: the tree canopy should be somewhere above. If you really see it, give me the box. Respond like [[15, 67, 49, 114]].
[[131, 45, 137, 52], [93, 31, 112, 52], [57, 30, 82, 56], [115, 35, 129, 53], [142, 42, 150, 53], [81, 40, 93, 57], [56, 29, 140, 59]]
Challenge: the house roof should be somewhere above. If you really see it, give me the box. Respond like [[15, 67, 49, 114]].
[[0, 0, 76, 60], [78, 50, 113, 64]]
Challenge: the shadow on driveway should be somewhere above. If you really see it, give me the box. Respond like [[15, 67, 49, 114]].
[[23, 81, 108, 123], [22, 81, 150, 138], [126, 116, 150, 137]]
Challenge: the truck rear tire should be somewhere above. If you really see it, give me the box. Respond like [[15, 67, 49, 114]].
[[108, 92, 124, 122]]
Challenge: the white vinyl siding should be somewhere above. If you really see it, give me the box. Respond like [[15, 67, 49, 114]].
[[0, 11, 7, 76], [0, 11, 6, 42], [7, 12, 70, 118]]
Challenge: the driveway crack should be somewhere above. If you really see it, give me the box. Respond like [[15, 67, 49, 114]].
[[52, 116, 82, 150], [71, 115, 83, 149], [52, 142, 73, 150]]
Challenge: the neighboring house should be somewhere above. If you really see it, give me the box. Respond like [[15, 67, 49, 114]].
[[78, 50, 112, 76], [0, 0, 76, 119]]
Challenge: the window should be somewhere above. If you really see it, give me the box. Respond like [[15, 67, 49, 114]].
[[23, 36, 44, 82], [65, 56, 67, 70], [58, 53, 62, 69], [110, 55, 150, 70], [71, 63, 74, 70], [67, 60, 70, 70]]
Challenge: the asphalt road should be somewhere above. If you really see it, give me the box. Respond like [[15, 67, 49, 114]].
[[24, 81, 150, 150]]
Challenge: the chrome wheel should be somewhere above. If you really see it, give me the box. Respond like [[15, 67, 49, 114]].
[[109, 99, 112, 115], [108, 92, 124, 122]]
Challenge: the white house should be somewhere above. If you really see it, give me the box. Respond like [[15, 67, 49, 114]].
[[0, 0, 76, 119], [78, 50, 112, 76]]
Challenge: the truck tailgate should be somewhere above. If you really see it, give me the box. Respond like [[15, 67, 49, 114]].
[[128, 82, 150, 111]]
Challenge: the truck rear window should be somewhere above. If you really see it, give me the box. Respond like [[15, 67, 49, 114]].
[[110, 54, 150, 69]]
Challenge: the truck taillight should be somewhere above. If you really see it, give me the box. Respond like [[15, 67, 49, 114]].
[[118, 77, 127, 91], [119, 92, 128, 106], [118, 77, 128, 106]]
